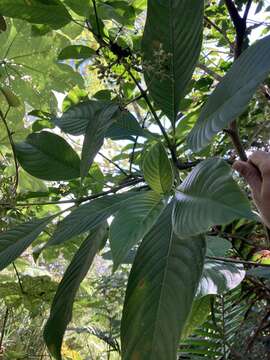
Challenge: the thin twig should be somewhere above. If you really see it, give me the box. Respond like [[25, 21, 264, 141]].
[[224, 124, 248, 161], [0, 107, 19, 192], [224, 0, 250, 161], [126, 68, 180, 167], [206, 255, 270, 268], [98, 152, 128, 176], [0, 177, 145, 208], [0, 308, 9, 351], [92, 0, 102, 40], [12, 263, 25, 294], [243, 0, 253, 22], [204, 16, 234, 52], [124, 94, 144, 107], [197, 62, 223, 81], [129, 109, 149, 174]]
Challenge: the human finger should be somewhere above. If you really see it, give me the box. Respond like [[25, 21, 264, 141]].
[[233, 160, 262, 199], [249, 151, 270, 177]]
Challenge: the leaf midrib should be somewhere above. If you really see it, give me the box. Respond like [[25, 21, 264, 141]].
[[150, 218, 174, 359]]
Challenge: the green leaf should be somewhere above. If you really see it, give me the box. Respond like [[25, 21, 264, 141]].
[[206, 236, 231, 257], [0, 15, 7, 32], [133, 0, 146, 11], [106, 110, 153, 140], [121, 204, 206, 360], [0, 86, 20, 107], [142, 142, 174, 194], [197, 260, 245, 297], [18, 169, 48, 193], [55, 100, 111, 135], [0, 0, 72, 29], [44, 224, 107, 360], [81, 103, 119, 177], [173, 158, 254, 236], [47, 192, 138, 247], [142, 0, 204, 122], [110, 191, 166, 270], [188, 35, 270, 152], [55, 101, 149, 140], [58, 45, 95, 60], [181, 295, 212, 339], [62, 0, 91, 17], [0, 217, 52, 271], [15, 131, 80, 181]]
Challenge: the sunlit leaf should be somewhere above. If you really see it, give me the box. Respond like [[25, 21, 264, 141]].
[[197, 260, 245, 297], [181, 295, 212, 339], [173, 158, 255, 236], [0, 0, 72, 29], [142, 142, 174, 194], [58, 45, 95, 60]]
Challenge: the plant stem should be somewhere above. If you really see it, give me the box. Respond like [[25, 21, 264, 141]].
[[224, 122, 248, 161], [13, 263, 25, 294], [129, 109, 149, 174], [197, 62, 223, 81], [0, 177, 145, 207], [0, 107, 19, 192], [204, 16, 234, 53], [92, 0, 102, 40], [98, 152, 128, 176], [0, 308, 9, 351], [126, 68, 180, 167], [224, 0, 251, 161], [206, 255, 270, 268]]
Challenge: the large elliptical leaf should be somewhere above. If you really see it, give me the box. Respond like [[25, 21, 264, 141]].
[[142, 0, 204, 123], [173, 158, 255, 236], [105, 110, 153, 140], [110, 191, 167, 270], [197, 260, 245, 298], [15, 131, 80, 181], [121, 204, 206, 360], [81, 103, 119, 178], [58, 45, 95, 60], [44, 224, 107, 360], [55, 101, 148, 140], [188, 35, 270, 152], [0, 0, 72, 29], [47, 192, 139, 247], [54, 100, 109, 136], [142, 142, 174, 194], [0, 217, 52, 271]]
